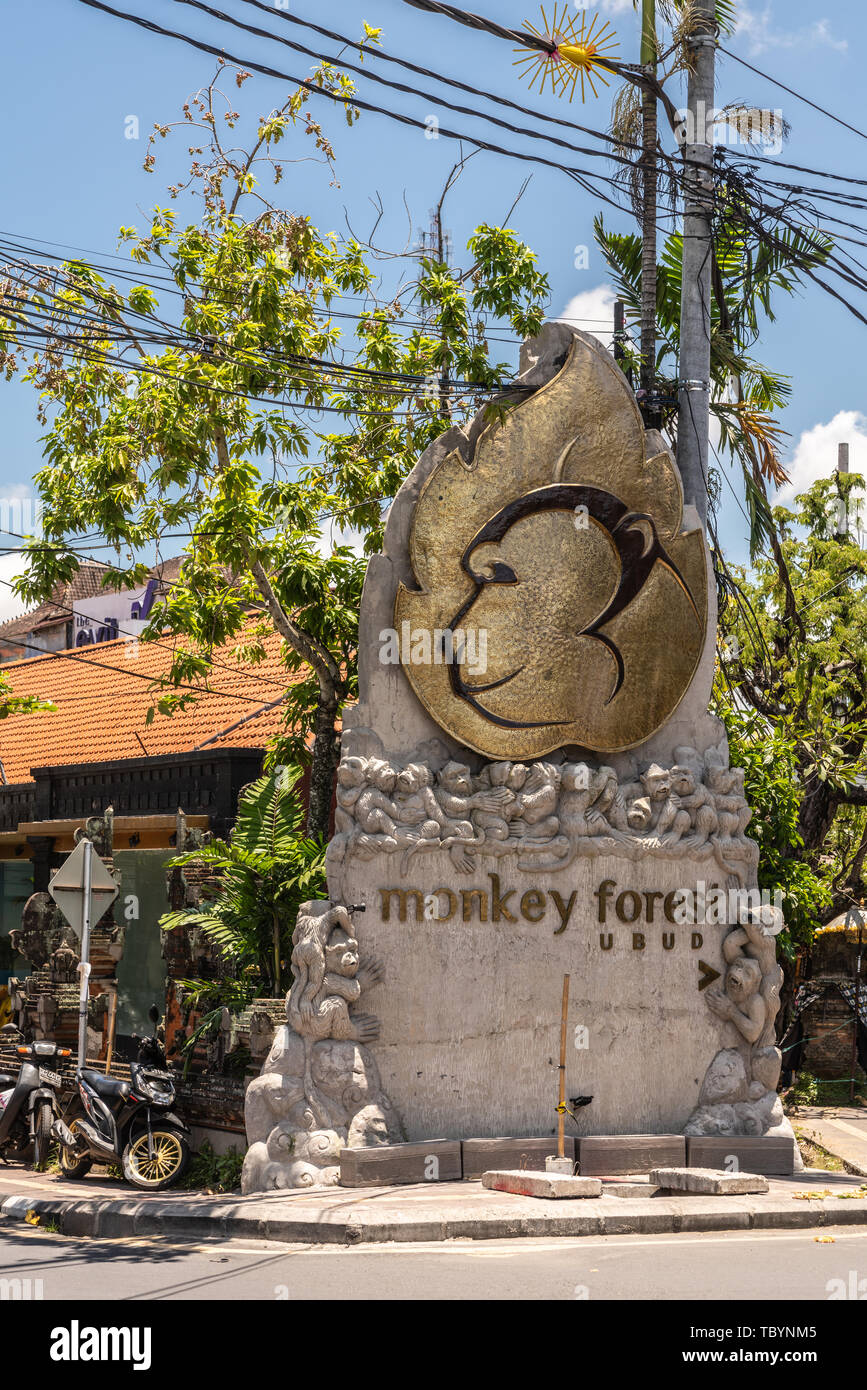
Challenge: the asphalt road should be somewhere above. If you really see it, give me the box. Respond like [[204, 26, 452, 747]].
[[2, 1224, 867, 1301]]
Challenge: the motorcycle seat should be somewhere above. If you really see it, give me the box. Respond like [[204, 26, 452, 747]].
[[0, 1074, 16, 1089], [80, 1069, 130, 1100]]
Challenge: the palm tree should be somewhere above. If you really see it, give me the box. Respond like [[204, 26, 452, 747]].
[[160, 768, 327, 996]]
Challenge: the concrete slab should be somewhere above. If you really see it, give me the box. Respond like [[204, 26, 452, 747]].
[[579, 1134, 685, 1175], [481, 1170, 602, 1199], [339, 1139, 461, 1187], [686, 1135, 795, 1174], [650, 1166, 770, 1195], [602, 1179, 661, 1198], [461, 1136, 570, 1179]]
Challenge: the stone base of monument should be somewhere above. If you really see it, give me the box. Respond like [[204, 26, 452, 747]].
[[338, 1139, 462, 1187], [650, 1166, 770, 1195], [482, 1170, 603, 1199], [577, 1135, 686, 1176], [461, 1136, 571, 1179], [686, 1135, 796, 1175]]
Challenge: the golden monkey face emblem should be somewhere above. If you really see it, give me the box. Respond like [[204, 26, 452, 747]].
[[395, 330, 708, 759], [448, 483, 700, 731]]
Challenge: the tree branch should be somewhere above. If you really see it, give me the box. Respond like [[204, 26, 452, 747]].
[[212, 426, 342, 698]]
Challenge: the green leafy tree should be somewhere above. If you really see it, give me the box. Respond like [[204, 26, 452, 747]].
[[714, 703, 830, 960], [0, 676, 55, 722], [0, 59, 549, 836], [160, 767, 326, 995], [715, 471, 867, 940]]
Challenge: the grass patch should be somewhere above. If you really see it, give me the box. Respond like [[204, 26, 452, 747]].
[[793, 1127, 847, 1172]]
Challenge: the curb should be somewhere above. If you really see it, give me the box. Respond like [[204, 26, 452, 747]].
[[4, 1191, 867, 1245]]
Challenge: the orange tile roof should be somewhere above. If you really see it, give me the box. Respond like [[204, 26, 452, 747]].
[[0, 629, 297, 784]]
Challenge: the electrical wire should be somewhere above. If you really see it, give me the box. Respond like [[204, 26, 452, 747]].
[[65, 0, 644, 215], [0, 626, 275, 703], [232, 0, 647, 156], [0, 258, 516, 396], [392, 0, 551, 51], [719, 45, 867, 145], [168, 0, 641, 175], [0, 570, 289, 691]]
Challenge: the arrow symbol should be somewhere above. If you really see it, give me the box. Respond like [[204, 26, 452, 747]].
[[698, 960, 721, 991]]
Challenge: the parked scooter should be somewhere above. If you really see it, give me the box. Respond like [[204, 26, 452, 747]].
[[0, 1031, 71, 1170], [53, 1006, 191, 1190]]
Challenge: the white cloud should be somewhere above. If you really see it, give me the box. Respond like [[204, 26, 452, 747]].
[[0, 553, 29, 624], [596, 0, 635, 13], [736, 3, 847, 56], [555, 284, 620, 347], [776, 409, 867, 503]]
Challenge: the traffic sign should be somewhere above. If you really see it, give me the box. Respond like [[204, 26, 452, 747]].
[[48, 838, 118, 938]]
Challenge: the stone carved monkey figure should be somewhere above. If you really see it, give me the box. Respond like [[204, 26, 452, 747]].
[[287, 903, 383, 1125]]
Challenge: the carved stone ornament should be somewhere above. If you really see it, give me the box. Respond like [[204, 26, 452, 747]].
[[686, 907, 792, 1140], [242, 902, 403, 1192], [395, 330, 707, 758], [328, 736, 758, 884]]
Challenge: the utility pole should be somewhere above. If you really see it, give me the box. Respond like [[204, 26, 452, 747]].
[[613, 299, 631, 385], [676, 0, 717, 528], [836, 440, 850, 539], [418, 205, 454, 425], [639, 0, 660, 429]]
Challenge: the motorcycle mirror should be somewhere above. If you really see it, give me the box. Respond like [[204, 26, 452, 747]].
[[148, 1005, 160, 1025]]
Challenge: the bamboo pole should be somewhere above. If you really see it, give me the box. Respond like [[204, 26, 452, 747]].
[[558, 974, 570, 1159], [104, 990, 118, 1075]]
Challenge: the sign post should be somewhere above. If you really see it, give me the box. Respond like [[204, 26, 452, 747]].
[[48, 839, 119, 1069], [78, 840, 93, 1070]]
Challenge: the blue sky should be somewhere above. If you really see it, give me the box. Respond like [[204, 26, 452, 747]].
[[1, 0, 865, 616]]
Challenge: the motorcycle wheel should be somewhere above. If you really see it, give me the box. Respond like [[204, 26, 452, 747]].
[[31, 1102, 53, 1172], [122, 1127, 190, 1190], [59, 1114, 93, 1180]]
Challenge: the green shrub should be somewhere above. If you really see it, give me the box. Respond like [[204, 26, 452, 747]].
[[183, 1141, 244, 1193], [789, 1071, 819, 1107]]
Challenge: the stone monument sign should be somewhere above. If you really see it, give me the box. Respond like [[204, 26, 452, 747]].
[[243, 323, 795, 1190]]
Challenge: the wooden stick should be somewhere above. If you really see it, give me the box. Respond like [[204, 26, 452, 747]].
[[104, 991, 118, 1075], [558, 974, 570, 1159]]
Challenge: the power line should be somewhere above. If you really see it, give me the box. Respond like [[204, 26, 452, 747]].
[[0, 569, 289, 692], [393, 0, 550, 51], [232, 0, 646, 156], [719, 45, 867, 145], [66, 0, 638, 214], [169, 0, 640, 174], [0, 626, 274, 703], [3, 316, 497, 419], [0, 233, 621, 345], [1, 258, 519, 395], [0, 234, 528, 345]]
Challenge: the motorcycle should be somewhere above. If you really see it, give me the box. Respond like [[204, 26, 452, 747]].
[[53, 1006, 191, 1191], [0, 1033, 71, 1170]]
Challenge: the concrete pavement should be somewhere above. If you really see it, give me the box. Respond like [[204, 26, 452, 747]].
[[2, 1165, 867, 1245], [796, 1108, 867, 1176]]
